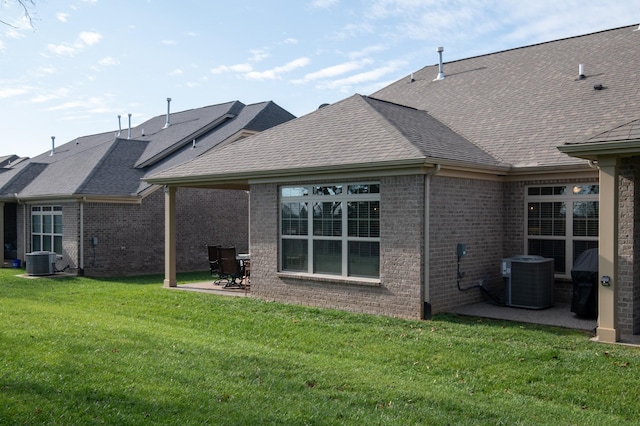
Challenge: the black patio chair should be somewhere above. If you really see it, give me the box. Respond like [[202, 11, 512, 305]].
[[207, 245, 221, 278], [218, 247, 245, 288]]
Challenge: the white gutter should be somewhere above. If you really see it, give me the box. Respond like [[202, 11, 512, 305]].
[[423, 164, 441, 319]]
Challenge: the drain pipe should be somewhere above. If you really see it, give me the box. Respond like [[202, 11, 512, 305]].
[[79, 197, 85, 275], [423, 164, 441, 319]]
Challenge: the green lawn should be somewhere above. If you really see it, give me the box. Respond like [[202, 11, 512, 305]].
[[0, 268, 638, 425]]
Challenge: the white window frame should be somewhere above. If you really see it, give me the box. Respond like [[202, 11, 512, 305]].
[[31, 205, 63, 254], [525, 184, 598, 278], [279, 182, 380, 279]]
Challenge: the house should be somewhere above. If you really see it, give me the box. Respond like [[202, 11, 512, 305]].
[[145, 25, 640, 343], [0, 100, 295, 276]]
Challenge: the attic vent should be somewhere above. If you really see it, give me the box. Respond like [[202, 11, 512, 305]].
[[163, 97, 172, 128], [434, 46, 445, 81], [578, 64, 585, 80]]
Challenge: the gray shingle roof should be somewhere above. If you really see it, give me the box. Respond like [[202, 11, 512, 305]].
[[373, 24, 640, 167], [147, 94, 502, 184], [4, 100, 294, 200]]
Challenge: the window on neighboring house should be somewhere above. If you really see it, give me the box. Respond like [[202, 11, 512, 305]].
[[31, 206, 63, 254], [526, 184, 598, 277], [280, 183, 380, 278]]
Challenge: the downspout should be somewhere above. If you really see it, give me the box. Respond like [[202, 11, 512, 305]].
[[423, 164, 441, 319], [20, 196, 27, 259], [79, 198, 85, 276]]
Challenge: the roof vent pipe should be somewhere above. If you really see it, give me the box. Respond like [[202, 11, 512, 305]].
[[127, 113, 132, 139], [117, 115, 122, 137], [192, 139, 196, 149], [50, 136, 55, 156], [579, 64, 586, 80], [435, 47, 445, 80], [163, 97, 171, 128]]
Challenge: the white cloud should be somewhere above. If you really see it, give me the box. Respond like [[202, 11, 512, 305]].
[[169, 69, 184, 76], [249, 49, 271, 62], [31, 88, 71, 103], [47, 31, 102, 56], [0, 40, 4, 51], [210, 63, 253, 74], [56, 13, 71, 23], [78, 31, 102, 46], [47, 43, 78, 56], [293, 59, 373, 84], [98, 57, 118, 66], [245, 57, 310, 80], [0, 86, 31, 99], [46, 96, 106, 112], [36, 66, 57, 76], [312, 0, 339, 8], [283, 38, 298, 45], [317, 61, 403, 90], [161, 40, 177, 46], [5, 28, 24, 39]]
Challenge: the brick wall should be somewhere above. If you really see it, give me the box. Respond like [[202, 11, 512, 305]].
[[81, 186, 248, 276], [250, 176, 425, 319], [618, 157, 640, 335], [429, 175, 504, 313]]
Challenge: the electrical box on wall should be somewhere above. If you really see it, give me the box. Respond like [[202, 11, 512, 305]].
[[457, 243, 466, 259]]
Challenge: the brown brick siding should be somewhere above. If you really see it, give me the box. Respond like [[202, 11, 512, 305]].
[[250, 176, 425, 319], [81, 187, 248, 276], [618, 157, 640, 334], [15, 187, 247, 277], [429, 176, 504, 313]]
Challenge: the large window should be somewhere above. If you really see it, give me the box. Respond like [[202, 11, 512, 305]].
[[526, 184, 598, 277], [280, 183, 380, 278], [32, 206, 63, 254]]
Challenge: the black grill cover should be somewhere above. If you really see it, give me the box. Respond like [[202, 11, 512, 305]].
[[570, 248, 598, 318]]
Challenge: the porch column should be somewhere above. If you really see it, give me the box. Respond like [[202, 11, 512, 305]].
[[163, 186, 177, 287], [596, 156, 619, 342]]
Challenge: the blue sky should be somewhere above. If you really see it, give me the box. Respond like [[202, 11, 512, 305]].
[[1, 0, 639, 158]]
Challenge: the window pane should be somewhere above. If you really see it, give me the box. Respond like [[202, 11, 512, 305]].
[[349, 241, 379, 278], [573, 201, 598, 237], [313, 185, 342, 196], [574, 241, 598, 261], [282, 239, 307, 271], [32, 215, 42, 233], [42, 235, 52, 252], [282, 202, 308, 235], [281, 187, 308, 197], [571, 185, 599, 195], [528, 239, 565, 274], [32, 235, 41, 251], [313, 240, 341, 275], [313, 202, 342, 236], [43, 214, 53, 233], [54, 236, 63, 254], [348, 201, 379, 237], [348, 184, 380, 194], [54, 215, 63, 234]]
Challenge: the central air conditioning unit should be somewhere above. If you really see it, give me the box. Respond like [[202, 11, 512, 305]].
[[501, 255, 554, 309], [26, 251, 56, 276]]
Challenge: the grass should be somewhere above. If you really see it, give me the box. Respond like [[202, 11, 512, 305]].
[[0, 268, 639, 425]]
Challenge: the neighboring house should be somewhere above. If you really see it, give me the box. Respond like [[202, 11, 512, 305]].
[[146, 25, 640, 343], [0, 100, 295, 276]]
